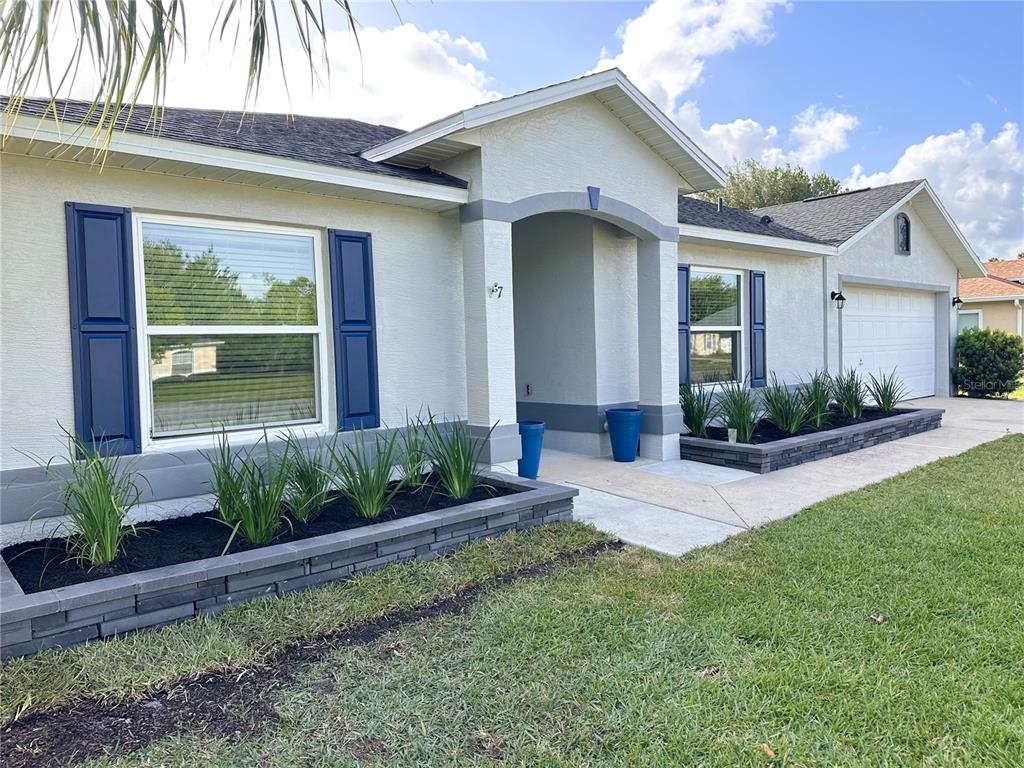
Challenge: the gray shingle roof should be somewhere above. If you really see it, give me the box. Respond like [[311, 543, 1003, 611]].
[[678, 196, 827, 244], [6, 97, 467, 189], [680, 180, 924, 247], [751, 180, 923, 244]]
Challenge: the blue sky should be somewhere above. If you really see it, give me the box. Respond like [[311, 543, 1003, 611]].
[[40, 0, 1024, 259], [349, 1, 1021, 186]]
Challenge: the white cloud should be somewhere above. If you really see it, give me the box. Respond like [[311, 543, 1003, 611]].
[[27, 7, 500, 129], [594, 0, 857, 171], [846, 123, 1024, 261], [675, 101, 858, 171], [594, 0, 788, 113]]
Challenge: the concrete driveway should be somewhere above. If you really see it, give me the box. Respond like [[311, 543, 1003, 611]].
[[537, 396, 1023, 556]]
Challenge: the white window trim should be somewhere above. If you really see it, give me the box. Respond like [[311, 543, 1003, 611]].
[[957, 308, 983, 331], [132, 211, 331, 453], [689, 266, 746, 387]]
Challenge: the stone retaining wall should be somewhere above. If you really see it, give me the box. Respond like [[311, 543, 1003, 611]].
[[0, 475, 576, 659], [680, 408, 944, 474]]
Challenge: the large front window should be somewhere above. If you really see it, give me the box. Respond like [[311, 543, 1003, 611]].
[[690, 269, 742, 384], [139, 218, 324, 439]]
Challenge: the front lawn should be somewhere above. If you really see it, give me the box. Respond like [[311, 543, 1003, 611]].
[[1010, 378, 1024, 400], [3, 436, 1022, 767]]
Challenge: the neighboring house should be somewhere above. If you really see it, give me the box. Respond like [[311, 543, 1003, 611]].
[[0, 69, 985, 524], [958, 260, 1024, 337]]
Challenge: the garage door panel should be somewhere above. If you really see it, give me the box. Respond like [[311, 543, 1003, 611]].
[[842, 286, 935, 399]]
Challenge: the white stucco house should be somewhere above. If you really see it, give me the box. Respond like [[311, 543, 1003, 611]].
[[0, 69, 986, 523]]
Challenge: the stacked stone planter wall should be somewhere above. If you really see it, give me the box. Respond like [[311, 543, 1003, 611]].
[[680, 408, 944, 474], [0, 475, 576, 659]]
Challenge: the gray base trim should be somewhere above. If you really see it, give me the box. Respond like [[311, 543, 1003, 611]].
[[639, 403, 685, 435], [680, 408, 943, 473], [516, 401, 638, 433], [515, 401, 683, 436], [469, 423, 521, 464], [461, 192, 679, 242], [0, 474, 578, 659]]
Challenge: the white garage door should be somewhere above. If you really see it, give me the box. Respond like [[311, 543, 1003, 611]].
[[841, 285, 936, 399]]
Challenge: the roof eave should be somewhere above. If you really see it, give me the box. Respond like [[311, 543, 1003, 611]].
[[1, 113, 469, 210], [678, 223, 834, 256]]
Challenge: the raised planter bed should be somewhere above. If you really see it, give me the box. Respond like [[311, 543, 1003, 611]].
[[680, 408, 944, 474], [0, 474, 577, 659]]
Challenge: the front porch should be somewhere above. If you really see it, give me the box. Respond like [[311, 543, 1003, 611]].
[[460, 194, 684, 464]]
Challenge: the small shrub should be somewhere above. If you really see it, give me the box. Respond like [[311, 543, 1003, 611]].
[[205, 431, 291, 551], [330, 430, 401, 519], [866, 369, 908, 413], [833, 368, 868, 419], [204, 430, 245, 524], [680, 382, 717, 438], [283, 433, 334, 523], [956, 327, 1024, 398], [398, 413, 429, 492], [798, 370, 833, 430], [40, 432, 140, 568], [717, 381, 761, 444], [761, 374, 808, 435], [425, 417, 491, 500]]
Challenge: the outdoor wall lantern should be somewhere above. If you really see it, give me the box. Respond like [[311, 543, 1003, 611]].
[[830, 290, 846, 310], [952, 296, 964, 308]]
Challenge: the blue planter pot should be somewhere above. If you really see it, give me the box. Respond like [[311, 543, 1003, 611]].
[[606, 408, 644, 462], [517, 420, 545, 479]]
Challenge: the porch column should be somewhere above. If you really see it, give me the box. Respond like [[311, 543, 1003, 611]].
[[637, 238, 684, 460], [461, 218, 521, 464]]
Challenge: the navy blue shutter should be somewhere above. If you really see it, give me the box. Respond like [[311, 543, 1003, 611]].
[[749, 270, 767, 388], [65, 202, 141, 454], [677, 265, 691, 386], [328, 230, 380, 429]]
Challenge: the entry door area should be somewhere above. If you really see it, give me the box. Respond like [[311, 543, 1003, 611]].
[[841, 285, 936, 399]]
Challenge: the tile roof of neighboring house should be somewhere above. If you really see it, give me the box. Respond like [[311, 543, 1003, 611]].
[[679, 180, 924, 247], [959, 275, 1024, 300], [983, 259, 1024, 280], [5, 97, 468, 189]]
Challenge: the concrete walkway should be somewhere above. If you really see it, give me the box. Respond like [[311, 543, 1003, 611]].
[[539, 396, 1023, 555]]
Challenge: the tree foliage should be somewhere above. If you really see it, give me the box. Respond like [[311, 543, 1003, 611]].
[[695, 160, 844, 210], [0, 0, 360, 152]]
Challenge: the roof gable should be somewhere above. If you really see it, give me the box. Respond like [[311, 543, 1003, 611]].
[[679, 180, 985, 277], [750, 181, 922, 246], [360, 69, 726, 194]]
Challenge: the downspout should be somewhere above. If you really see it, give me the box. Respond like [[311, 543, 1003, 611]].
[[1016, 299, 1022, 337]]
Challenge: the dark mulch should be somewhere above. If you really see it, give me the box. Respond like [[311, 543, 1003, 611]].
[[0, 540, 624, 768], [704, 407, 910, 444], [4, 478, 516, 594]]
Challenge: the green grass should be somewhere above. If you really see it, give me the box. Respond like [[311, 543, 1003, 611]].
[[0, 523, 610, 723], [8, 437, 1024, 767], [1009, 378, 1024, 401]]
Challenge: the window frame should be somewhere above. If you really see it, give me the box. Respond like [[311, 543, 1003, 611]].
[[957, 308, 983, 332], [895, 212, 911, 255], [132, 211, 331, 452], [688, 266, 746, 387]]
